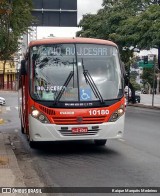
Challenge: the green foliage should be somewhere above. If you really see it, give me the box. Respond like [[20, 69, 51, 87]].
[[0, 0, 33, 60], [130, 77, 141, 90], [10, 0, 33, 36], [76, 0, 160, 66], [119, 4, 160, 49], [141, 68, 154, 88], [130, 70, 141, 90]]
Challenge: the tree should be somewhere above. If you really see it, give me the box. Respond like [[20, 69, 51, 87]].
[[109, 2, 160, 68], [0, 0, 33, 88], [76, 0, 160, 99], [0, 0, 33, 60], [76, 14, 101, 38], [77, 0, 160, 66], [141, 67, 158, 92], [77, 0, 144, 65]]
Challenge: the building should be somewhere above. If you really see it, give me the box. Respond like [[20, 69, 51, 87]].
[[0, 25, 37, 91], [21, 27, 37, 54], [0, 60, 17, 90]]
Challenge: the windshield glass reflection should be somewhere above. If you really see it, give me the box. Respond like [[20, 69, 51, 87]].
[[30, 44, 123, 102]]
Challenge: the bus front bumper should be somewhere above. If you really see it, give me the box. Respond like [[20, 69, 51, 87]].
[[29, 115, 125, 142]]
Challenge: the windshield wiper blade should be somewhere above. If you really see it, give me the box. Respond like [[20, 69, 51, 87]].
[[81, 60, 104, 104], [84, 70, 104, 103], [54, 71, 74, 105]]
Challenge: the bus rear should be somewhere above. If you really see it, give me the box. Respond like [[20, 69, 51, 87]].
[[19, 37, 125, 148]]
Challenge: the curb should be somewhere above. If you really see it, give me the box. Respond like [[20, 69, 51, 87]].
[[0, 90, 17, 93], [0, 133, 27, 192], [128, 103, 160, 110]]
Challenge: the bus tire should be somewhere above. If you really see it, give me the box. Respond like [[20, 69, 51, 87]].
[[29, 140, 37, 149], [94, 139, 107, 146]]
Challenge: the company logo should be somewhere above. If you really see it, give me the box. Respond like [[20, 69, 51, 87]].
[[60, 111, 74, 115], [76, 116, 83, 123]]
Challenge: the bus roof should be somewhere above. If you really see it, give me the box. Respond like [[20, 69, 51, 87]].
[[28, 37, 117, 47]]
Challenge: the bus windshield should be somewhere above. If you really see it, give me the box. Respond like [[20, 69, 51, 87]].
[[30, 43, 123, 102]]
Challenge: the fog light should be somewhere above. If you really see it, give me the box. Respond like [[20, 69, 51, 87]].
[[117, 131, 122, 136], [112, 113, 119, 120], [38, 114, 45, 121]]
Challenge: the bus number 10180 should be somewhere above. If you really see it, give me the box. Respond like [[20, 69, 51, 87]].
[[89, 109, 110, 116]]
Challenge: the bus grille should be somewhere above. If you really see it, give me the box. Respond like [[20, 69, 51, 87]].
[[39, 106, 55, 115], [53, 116, 106, 125], [58, 128, 100, 136]]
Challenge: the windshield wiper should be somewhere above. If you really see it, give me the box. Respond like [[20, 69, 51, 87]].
[[54, 71, 74, 105], [81, 59, 104, 104]]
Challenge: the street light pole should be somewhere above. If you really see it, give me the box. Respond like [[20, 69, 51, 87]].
[[152, 56, 156, 106]]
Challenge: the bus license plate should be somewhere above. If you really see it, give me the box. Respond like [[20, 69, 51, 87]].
[[72, 127, 88, 133]]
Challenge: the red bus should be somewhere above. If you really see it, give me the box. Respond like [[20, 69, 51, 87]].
[[19, 37, 125, 148]]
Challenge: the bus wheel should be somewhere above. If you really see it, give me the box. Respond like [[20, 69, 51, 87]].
[[94, 139, 107, 146], [29, 140, 37, 149], [28, 135, 37, 148]]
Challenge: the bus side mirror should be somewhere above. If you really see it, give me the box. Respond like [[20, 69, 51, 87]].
[[20, 60, 27, 75]]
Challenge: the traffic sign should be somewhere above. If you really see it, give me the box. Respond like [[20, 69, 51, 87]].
[[32, 0, 77, 27], [138, 61, 154, 68]]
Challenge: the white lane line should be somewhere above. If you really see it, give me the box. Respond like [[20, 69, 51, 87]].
[[5, 106, 18, 110], [118, 138, 125, 142], [6, 107, 11, 111]]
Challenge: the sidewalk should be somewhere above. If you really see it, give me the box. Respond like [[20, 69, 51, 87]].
[[140, 94, 160, 107], [128, 94, 160, 110], [0, 132, 27, 195]]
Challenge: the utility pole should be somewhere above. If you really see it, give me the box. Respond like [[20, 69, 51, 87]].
[[152, 56, 156, 106]]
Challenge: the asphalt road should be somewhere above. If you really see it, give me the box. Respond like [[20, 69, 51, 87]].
[[0, 91, 160, 196]]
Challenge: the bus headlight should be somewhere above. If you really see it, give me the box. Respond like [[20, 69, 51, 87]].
[[109, 105, 125, 122], [31, 108, 50, 123]]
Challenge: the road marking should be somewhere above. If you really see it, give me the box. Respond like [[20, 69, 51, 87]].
[[0, 118, 5, 124], [6, 107, 11, 111], [4, 106, 18, 111], [118, 138, 125, 142]]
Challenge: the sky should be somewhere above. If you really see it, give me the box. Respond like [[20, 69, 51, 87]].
[[37, 0, 103, 39], [138, 49, 158, 56], [36, 0, 158, 56]]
